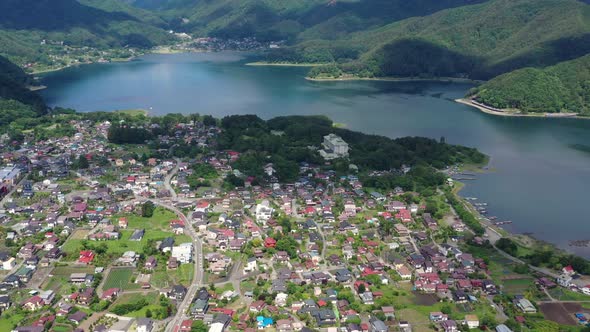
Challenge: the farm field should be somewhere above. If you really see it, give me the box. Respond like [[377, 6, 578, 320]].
[[103, 268, 138, 290], [502, 277, 535, 295]]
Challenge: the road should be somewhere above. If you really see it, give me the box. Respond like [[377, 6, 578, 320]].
[[144, 199, 203, 332], [164, 159, 180, 200]]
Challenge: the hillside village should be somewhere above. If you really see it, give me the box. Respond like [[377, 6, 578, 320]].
[[0, 114, 589, 332]]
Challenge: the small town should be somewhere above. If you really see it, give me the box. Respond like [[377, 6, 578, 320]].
[[0, 112, 589, 332]]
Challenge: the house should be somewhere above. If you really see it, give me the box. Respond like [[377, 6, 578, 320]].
[[69, 273, 93, 285], [145, 256, 157, 270], [160, 237, 174, 252], [68, 311, 87, 325], [137, 318, 154, 332], [244, 257, 257, 273], [23, 295, 44, 311], [78, 250, 95, 264], [563, 265, 575, 275], [430, 312, 448, 322], [369, 318, 387, 332], [0, 294, 11, 311], [276, 319, 293, 332], [1, 256, 16, 270], [264, 237, 277, 248], [169, 285, 187, 300], [515, 298, 536, 313], [495, 324, 513, 332], [558, 274, 572, 287], [465, 315, 479, 329], [171, 243, 193, 264], [101, 288, 120, 301], [130, 229, 145, 241], [440, 320, 458, 332]]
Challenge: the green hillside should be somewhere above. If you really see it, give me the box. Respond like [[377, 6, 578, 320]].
[[469, 55, 590, 114], [0, 0, 173, 65], [294, 0, 590, 79], [137, 0, 487, 42]]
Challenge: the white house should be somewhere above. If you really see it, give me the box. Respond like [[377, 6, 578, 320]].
[[255, 200, 274, 225], [171, 243, 193, 264], [1, 257, 16, 270]]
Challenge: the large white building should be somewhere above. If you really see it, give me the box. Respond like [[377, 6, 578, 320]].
[[171, 242, 193, 264], [320, 134, 349, 160], [255, 200, 274, 225]]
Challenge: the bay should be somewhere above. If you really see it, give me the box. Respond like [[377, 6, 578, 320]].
[[40, 52, 590, 256]]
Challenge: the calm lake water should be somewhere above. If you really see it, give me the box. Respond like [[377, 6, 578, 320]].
[[40, 52, 590, 256]]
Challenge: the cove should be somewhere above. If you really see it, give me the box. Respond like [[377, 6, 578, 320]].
[[40, 52, 590, 257]]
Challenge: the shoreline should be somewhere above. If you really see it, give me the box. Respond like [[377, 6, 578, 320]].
[[456, 98, 587, 119], [245, 61, 328, 67], [306, 75, 483, 84]]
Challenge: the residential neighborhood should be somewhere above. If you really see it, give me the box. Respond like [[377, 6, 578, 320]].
[[0, 114, 589, 332]]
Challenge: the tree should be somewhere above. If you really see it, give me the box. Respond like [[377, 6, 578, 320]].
[[357, 284, 366, 294], [191, 320, 208, 332], [142, 201, 155, 218], [76, 155, 89, 169], [145, 308, 152, 317]]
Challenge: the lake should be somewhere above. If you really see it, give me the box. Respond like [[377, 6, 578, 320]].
[[40, 52, 590, 256]]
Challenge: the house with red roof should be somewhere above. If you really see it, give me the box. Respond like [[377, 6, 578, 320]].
[[179, 319, 193, 332], [264, 238, 277, 248], [395, 209, 412, 223], [101, 288, 120, 301], [78, 250, 95, 264], [23, 295, 44, 311], [563, 265, 575, 275]]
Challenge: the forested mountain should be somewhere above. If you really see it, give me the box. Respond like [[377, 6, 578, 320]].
[[0, 0, 173, 64], [125, 0, 486, 42], [469, 55, 590, 114], [299, 0, 590, 79]]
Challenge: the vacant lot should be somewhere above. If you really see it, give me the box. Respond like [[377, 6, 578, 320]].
[[412, 292, 438, 306], [396, 308, 433, 332], [540, 302, 578, 326], [70, 229, 90, 240], [103, 268, 137, 290]]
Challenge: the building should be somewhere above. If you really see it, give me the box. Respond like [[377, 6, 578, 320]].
[[369, 318, 387, 332], [320, 134, 349, 160], [137, 318, 154, 332], [515, 298, 537, 313], [0, 166, 20, 187], [171, 243, 193, 264], [496, 324, 513, 332], [465, 315, 479, 329]]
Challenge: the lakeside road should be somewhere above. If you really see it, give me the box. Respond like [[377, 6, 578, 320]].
[[456, 98, 583, 119], [306, 76, 482, 84]]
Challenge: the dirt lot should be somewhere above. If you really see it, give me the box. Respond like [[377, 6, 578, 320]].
[[412, 292, 439, 306], [540, 302, 580, 326]]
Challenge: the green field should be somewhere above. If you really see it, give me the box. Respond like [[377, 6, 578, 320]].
[[151, 263, 194, 288], [103, 268, 137, 290], [0, 312, 25, 331], [112, 292, 160, 317]]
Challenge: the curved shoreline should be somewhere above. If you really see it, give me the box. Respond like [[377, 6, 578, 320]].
[[306, 76, 483, 84], [245, 61, 327, 67], [456, 98, 587, 119]]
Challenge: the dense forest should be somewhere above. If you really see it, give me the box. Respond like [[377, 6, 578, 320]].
[[217, 115, 486, 183], [469, 55, 590, 114], [0, 55, 47, 126]]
